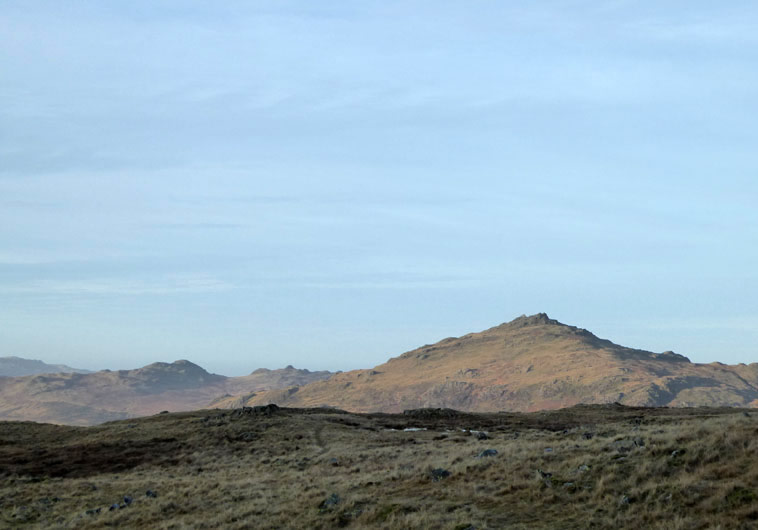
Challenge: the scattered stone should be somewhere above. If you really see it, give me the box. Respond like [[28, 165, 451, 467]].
[[536, 469, 552, 479], [619, 495, 630, 505], [743, 411, 751, 418], [109, 504, 119, 512], [477, 449, 498, 458], [578, 464, 590, 472], [328, 458, 339, 466], [562, 482, 575, 490], [318, 493, 341, 512], [544, 447, 553, 453], [146, 490, 157, 498], [430, 468, 451, 481], [403, 427, 427, 432], [583, 432, 594, 440], [612, 438, 644, 453], [536, 469, 552, 488], [671, 449, 684, 457], [475, 431, 489, 440], [123, 496, 133, 506], [85, 508, 101, 516]]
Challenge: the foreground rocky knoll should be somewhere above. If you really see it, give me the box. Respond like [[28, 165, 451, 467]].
[[1, 405, 757, 528], [0, 362, 332, 425], [230, 313, 758, 412]]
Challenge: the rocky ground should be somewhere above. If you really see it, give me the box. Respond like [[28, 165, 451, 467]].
[[1, 404, 757, 528]]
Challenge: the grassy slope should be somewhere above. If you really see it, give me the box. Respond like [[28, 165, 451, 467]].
[[1, 405, 758, 528], [237, 314, 758, 412]]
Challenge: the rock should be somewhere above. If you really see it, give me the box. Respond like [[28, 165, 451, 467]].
[[612, 438, 643, 453], [619, 495, 630, 505], [85, 508, 101, 516], [583, 432, 594, 440], [318, 493, 341, 512], [536, 469, 552, 488], [123, 496, 133, 506], [430, 468, 451, 481], [108, 503, 119, 512], [236, 404, 280, 417], [671, 449, 684, 457], [146, 490, 157, 498], [328, 458, 339, 466], [544, 447, 553, 453], [536, 469, 552, 479], [475, 431, 488, 440], [578, 464, 590, 472], [476, 449, 498, 458]]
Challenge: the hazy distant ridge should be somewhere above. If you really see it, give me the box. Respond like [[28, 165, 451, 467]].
[[0, 361, 333, 425], [0, 356, 92, 377]]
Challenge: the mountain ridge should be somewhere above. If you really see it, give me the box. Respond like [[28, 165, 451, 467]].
[[0, 360, 333, 425], [229, 313, 758, 412], [0, 356, 92, 377]]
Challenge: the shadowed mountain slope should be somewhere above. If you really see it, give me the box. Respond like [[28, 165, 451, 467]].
[[0, 361, 332, 425], [0, 356, 91, 377], [231, 314, 758, 412]]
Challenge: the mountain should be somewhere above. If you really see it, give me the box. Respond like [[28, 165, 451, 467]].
[[0, 361, 332, 425], [0, 356, 92, 377], [227, 313, 758, 412]]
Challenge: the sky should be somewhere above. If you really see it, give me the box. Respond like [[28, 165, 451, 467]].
[[1, 1, 756, 375]]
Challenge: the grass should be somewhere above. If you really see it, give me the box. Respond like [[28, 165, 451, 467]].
[[1, 405, 757, 528]]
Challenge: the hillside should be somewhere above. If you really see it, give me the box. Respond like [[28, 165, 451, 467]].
[[0, 356, 91, 377], [0, 361, 332, 425], [232, 313, 758, 412], [2, 405, 757, 528]]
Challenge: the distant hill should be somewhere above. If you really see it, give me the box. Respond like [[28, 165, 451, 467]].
[[0, 356, 92, 377], [0, 361, 333, 425], [227, 313, 758, 412]]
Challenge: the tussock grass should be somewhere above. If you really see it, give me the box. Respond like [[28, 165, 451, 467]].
[[1, 405, 757, 528]]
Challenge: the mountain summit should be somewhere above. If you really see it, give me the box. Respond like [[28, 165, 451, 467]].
[[234, 314, 758, 412]]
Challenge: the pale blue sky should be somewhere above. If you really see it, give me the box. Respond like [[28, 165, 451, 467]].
[[1, 1, 756, 375]]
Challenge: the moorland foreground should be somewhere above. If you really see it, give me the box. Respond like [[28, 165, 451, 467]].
[[2, 404, 758, 529]]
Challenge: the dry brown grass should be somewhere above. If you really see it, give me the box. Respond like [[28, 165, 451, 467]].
[[1, 405, 758, 529]]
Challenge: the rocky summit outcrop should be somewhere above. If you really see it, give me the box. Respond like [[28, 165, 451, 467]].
[[229, 313, 758, 413], [0, 361, 333, 425]]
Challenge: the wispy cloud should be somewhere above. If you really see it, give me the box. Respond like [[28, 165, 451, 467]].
[[0, 275, 234, 296]]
